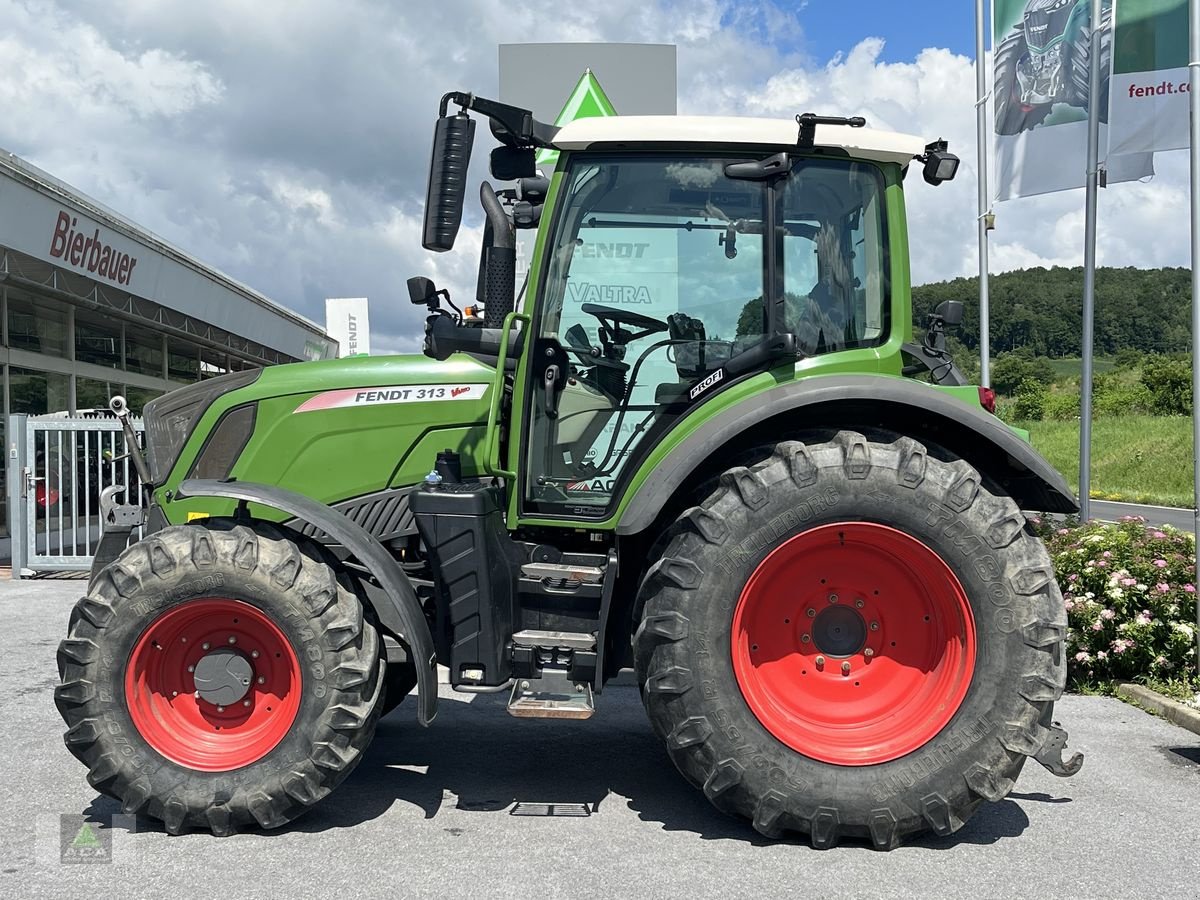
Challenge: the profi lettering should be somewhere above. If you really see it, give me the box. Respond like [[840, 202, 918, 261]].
[[49, 211, 138, 286]]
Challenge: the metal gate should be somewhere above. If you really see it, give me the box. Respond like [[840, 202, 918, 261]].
[[8, 414, 145, 577]]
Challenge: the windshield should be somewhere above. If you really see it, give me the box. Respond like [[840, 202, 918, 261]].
[[525, 153, 889, 518]]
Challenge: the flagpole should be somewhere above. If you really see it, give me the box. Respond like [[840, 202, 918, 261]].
[[1188, 0, 1200, 676], [1078, 0, 1104, 523], [976, 0, 992, 388]]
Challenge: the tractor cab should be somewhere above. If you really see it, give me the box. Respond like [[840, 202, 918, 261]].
[[410, 94, 960, 520]]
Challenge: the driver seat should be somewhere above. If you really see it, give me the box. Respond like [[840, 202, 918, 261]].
[[655, 313, 733, 404]]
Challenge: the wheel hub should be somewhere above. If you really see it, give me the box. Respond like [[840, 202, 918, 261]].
[[730, 522, 976, 766], [124, 598, 301, 771], [193, 649, 254, 706], [811, 604, 866, 658]]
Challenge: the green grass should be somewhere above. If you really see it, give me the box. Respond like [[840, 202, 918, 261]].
[[1016, 414, 1195, 507], [1043, 356, 1116, 380]]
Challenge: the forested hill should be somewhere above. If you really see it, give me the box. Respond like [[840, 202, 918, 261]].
[[911, 267, 1192, 357]]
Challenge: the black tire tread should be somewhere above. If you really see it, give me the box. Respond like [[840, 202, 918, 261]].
[[633, 431, 1066, 849], [55, 520, 385, 835]]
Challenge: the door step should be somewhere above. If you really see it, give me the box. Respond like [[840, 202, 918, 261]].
[[507, 670, 595, 720], [520, 561, 606, 583], [512, 629, 597, 651]]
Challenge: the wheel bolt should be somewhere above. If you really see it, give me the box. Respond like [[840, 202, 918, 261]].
[[251, 650, 260, 658], [841, 662, 851, 674], [257, 676, 266, 685], [243, 700, 251, 707], [217, 706, 225, 713], [828, 594, 839, 603], [202, 642, 210, 650], [855, 599, 865, 609], [815, 655, 825, 668], [870, 621, 879, 631], [864, 647, 875, 658], [806, 608, 816, 618], [228, 636, 237, 645], [180, 637, 187, 643], [187, 665, 195, 673], [801, 634, 811, 643], [171, 691, 178, 697]]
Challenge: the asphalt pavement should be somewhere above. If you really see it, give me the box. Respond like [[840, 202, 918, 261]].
[[3, 579, 1200, 899]]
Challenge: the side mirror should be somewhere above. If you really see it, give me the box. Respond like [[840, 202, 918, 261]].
[[408, 276, 436, 306], [490, 146, 536, 181], [935, 300, 964, 327], [422, 113, 476, 252]]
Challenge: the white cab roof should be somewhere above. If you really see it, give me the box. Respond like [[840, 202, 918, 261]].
[[552, 116, 929, 166]]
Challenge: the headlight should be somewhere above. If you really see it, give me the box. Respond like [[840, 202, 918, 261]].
[[142, 369, 261, 484]]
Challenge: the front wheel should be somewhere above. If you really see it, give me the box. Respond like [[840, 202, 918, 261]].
[[634, 431, 1066, 849], [55, 521, 386, 835]]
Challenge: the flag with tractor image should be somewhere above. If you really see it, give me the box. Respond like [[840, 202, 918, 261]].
[[1107, 0, 1190, 155], [994, 0, 1154, 198]]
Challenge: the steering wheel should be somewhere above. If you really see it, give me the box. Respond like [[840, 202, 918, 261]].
[[580, 303, 669, 334]]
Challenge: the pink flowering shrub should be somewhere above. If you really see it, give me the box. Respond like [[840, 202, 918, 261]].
[[1042, 516, 1197, 685]]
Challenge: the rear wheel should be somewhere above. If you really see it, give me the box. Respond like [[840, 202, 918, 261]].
[[56, 521, 385, 835], [634, 431, 1066, 849]]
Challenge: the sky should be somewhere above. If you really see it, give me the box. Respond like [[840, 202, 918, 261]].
[[0, 0, 1189, 355]]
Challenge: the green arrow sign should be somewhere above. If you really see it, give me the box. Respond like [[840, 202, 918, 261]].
[[536, 69, 618, 168]]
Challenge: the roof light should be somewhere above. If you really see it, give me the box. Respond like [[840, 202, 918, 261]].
[[919, 139, 959, 186]]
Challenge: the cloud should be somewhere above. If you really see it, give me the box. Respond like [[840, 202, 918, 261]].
[[0, 0, 1189, 354]]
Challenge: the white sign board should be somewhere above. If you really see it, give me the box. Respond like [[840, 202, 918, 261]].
[[325, 297, 371, 357]]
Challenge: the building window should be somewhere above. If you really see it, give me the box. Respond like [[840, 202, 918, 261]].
[[201, 348, 228, 379], [124, 387, 162, 415], [10, 367, 70, 415], [8, 293, 68, 358], [76, 311, 122, 369], [76, 376, 124, 413], [168, 340, 200, 382], [125, 325, 163, 376]]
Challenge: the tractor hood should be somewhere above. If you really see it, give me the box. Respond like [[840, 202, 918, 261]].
[[152, 352, 497, 522]]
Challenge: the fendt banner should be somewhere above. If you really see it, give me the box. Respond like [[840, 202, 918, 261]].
[[325, 297, 371, 357], [1108, 0, 1190, 155], [994, 0, 1153, 199]]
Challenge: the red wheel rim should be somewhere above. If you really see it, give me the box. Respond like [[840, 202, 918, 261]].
[[124, 598, 302, 771], [731, 522, 976, 766]]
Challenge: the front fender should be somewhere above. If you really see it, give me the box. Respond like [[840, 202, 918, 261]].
[[177, 478, 438, 726], [616, 374, 1078, 536]]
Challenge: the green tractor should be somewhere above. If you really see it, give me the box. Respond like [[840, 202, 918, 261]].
[[55, 92, 1082, 848]]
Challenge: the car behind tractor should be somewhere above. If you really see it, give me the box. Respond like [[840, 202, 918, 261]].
[[56, 91, 1082, 848]]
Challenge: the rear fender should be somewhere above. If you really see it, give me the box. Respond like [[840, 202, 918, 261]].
[[616, 374, 1078, 538], [177, 478, 438, 726]]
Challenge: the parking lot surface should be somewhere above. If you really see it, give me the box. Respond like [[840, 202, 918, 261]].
[[2, 578, 1199, 899]]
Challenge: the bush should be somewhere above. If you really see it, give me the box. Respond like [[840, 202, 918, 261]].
[[992, 352, 1056, 395], [1140, 354, 1192, 415], [1043, 390, 1080, 420], [1093, 381, 1153, 417], [1113, 348, 1144, 370], [1042, 518, 1197, 688], [1011, 379, 1046, 420]]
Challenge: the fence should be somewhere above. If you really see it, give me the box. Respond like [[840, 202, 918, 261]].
[[7, 414, 145, 577]]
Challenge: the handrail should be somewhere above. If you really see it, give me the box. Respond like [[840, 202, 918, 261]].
[[483, 311, 529, 479]]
